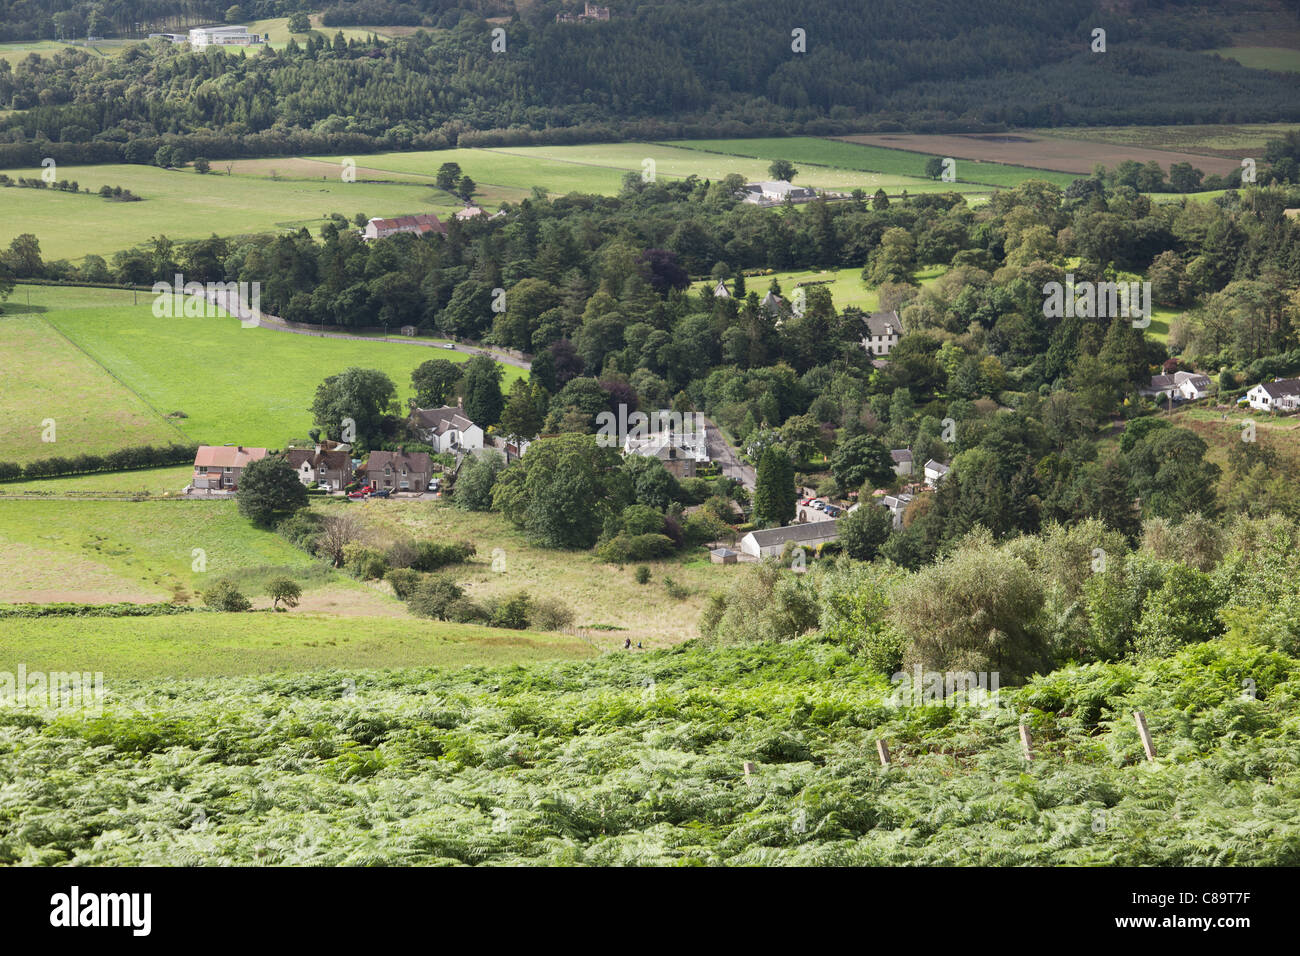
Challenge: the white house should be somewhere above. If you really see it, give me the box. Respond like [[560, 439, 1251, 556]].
[[740, 520, 841, 558], [862, 310, 904, 356], [1246, 377, 1300, 412], [923, 459, 950, 487], [890, 448, 913, 477], [1140, 370, 1213, 402], [410, 403, 484, 454], [880, 492, 914, 530], [188, 25, 265, 48], [624, 426, 709, 479]]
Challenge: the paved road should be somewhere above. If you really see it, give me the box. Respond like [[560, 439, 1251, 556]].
[[203, 288, 532, 369], [702, 416, 755, 491]]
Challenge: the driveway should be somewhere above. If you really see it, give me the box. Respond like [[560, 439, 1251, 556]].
[[702, 416, 755, 491]]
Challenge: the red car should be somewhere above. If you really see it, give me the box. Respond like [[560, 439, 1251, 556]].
[[347, 488, 370, 499]]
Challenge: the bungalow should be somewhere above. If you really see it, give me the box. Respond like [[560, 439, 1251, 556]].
[[923, 459, 950, 486], [1140, 370, 1213, 402], [410, 403, 484, 454], [1246, 377, 1300, 412], [191, 445, 267, 491], [890, 448, 914, 477], [286, 443, 355, 491], [740, 520, 841, 559], [862, 310, 904, 357], [363, 214, 447, 241], [364, 450, 433, 493]]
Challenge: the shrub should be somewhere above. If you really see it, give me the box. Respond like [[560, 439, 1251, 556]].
[[407, 575, 464, 620], [202, 580, 252, 612], [634, 565, 651, 585], [530, 596, 575, 631], [488, 591, 533, 630], [664, 576, 690, 600], [447, 597, 487, 624], [384, 568, 423, 600], [409, 540, 476, 572], [267, 577, 302, 610], [343, 543, 388, 580], [597, 533, 676, 564]]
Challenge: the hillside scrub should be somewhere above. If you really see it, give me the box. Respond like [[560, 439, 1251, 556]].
[[0, 633, 1296, 865]]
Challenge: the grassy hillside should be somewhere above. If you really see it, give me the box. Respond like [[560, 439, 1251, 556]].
[[1, 633, 1294, 865]]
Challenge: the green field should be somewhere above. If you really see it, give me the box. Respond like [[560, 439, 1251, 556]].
[[667, 137, 1077, 190], [1209, 46, 1300, 73], [1, 285, 525, 452], [0, 162, 458, 261], [0, 612, 593, 679], [0, 310, 183, 464], [756, 265, 947, 312], [0, 464, 194, 496]]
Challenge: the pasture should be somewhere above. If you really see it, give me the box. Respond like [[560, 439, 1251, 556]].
[[1208, 46, 1300, 73], [2, 285, 525, 451], [672, 136, 1075, 190], [756, 265, 947, 312], [0, 310, 183, 464], [0, 161, 455, 261], [0, 612, 594, 679]]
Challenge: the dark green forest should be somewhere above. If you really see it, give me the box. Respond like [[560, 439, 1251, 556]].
[[2, 0, 1300, 166]]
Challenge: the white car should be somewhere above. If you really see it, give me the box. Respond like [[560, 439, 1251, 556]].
[[442, 342, 456, 350]]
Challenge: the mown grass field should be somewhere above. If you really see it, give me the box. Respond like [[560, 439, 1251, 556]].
[[674, 136, 1076, 190], [1, 285, 525, 451], [0, 163, 454, 261], [0, 612, 594, 679], [0, 311, 183, 464], [757, 265, 947, 312], [0, 464, 194, 496]]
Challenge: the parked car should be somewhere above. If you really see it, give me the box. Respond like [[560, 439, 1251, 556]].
[[370, 488, 392, 498], [442, 342, 456, 350], [347, 488, 370, 499], [428, 479, 441, 491]]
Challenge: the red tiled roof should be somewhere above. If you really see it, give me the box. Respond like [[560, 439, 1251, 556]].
[[193, 446, 268, 469]]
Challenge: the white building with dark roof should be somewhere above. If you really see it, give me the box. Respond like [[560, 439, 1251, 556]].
[[890, 448, 913, 477], [1246, 377, 1300, 412], [410, 403, 484, 454], [1140, 370, 1213, 402], [862, 310, 904, 356], [739, 520, 841, 558]]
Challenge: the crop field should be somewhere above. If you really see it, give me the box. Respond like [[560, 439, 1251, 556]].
[[0, 310, 183, 464], [0, 633, 1294, 865], [0, 162, 457, 261], [1037, 122, 1300, 158], [0, 612, 593, 680], [0, 285, 525, 451], [671, 137, 1076, 190], [833, 132, 1241, 179]]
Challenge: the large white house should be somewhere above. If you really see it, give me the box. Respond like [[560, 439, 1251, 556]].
[[1246, 377, 1300, 412], [188, 25, 265, 48], [862, 310, 904, 356], [410, 404, 484, 454]]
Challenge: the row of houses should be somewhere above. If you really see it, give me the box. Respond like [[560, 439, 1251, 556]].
[[189, 442, 437, 494]]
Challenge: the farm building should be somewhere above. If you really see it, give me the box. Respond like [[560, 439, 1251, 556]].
[[740, 520, 841, 559], [862, 310, 904, 356], [709, 547, 739, 564], [741, 181, 818, 205], [363, 214, 447, 240], [191, 445, 267, 491], [188, 26, 265, 48], [1246, 377, 1300, 412]]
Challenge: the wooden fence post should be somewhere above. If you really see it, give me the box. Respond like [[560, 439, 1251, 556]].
[[1133, 710, 1156, 761], [1019, 722, 1033, 762], [742, 761, 756, 777], [876, 739, 891, 767]]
